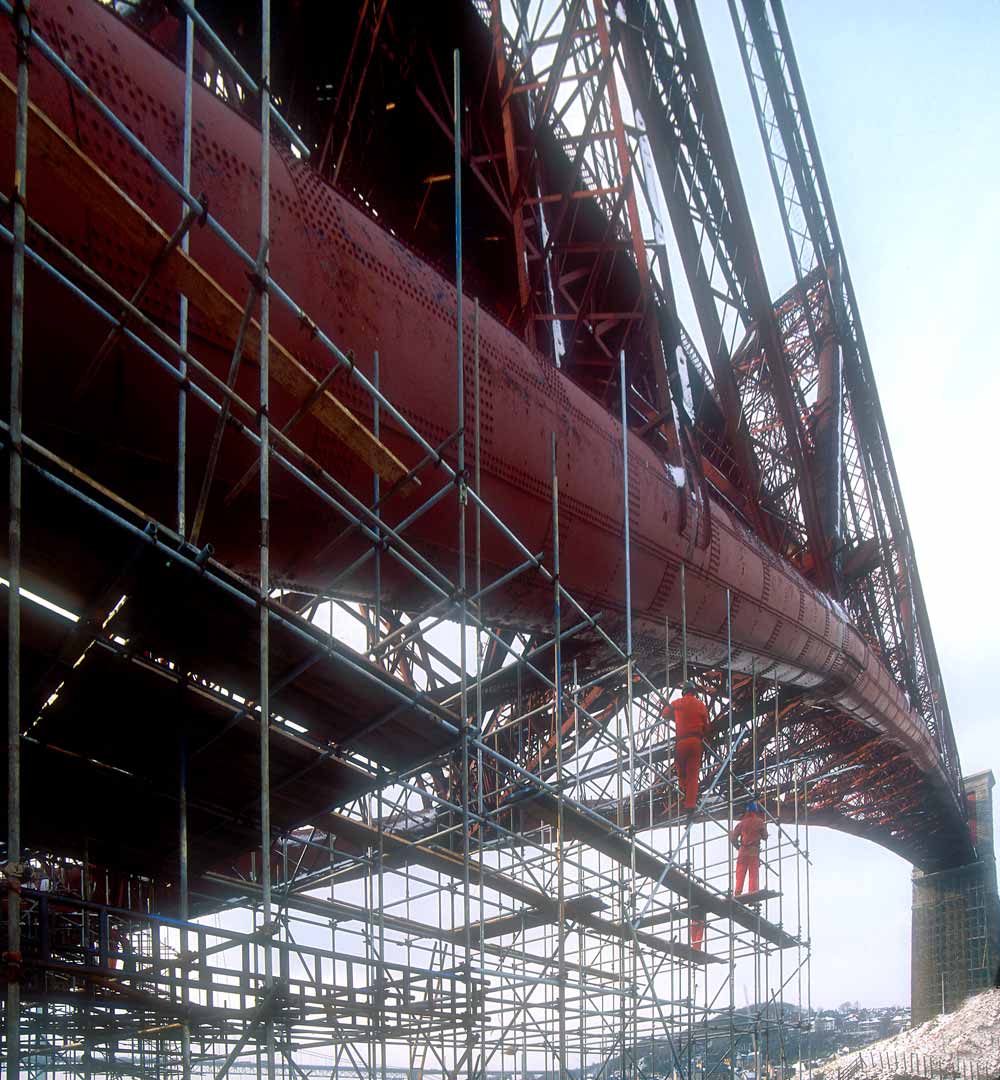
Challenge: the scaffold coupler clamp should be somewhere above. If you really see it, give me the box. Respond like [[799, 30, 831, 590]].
[[174, 948, 198, 969], [455, 467, 469, 506], [1, 859, 27, 891], [196, 192, 210, 227], [298, 311, 319, 339], [7, 183, 26, 222], [247, 264, 269, 296]]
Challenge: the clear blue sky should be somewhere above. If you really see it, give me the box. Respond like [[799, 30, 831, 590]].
[[697, 0, 1000, 1007]]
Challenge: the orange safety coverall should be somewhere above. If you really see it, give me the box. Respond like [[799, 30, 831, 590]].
[[665, 693, 709, 810], [689, 915, 706, 952], [731, 811, 768, 895]]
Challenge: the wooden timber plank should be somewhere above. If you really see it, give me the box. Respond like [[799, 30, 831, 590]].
[[463, 893, 605, 942], [522, 794, 798, 950], [203, 872, 622, 983], [0, 74, 413, 492], [323, 811, 722, 965], [634, 890, 781, 929]]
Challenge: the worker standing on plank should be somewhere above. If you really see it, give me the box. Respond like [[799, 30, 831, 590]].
[[664, 680, 710, 821], [731, 800, 768, 896]]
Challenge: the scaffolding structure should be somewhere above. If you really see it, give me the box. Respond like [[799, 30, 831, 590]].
[[0, 1, 819, 1077]]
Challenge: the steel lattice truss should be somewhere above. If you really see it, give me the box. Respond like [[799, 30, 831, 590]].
[[459, 0, 965, 849], [234, 0, 967, 862], [727, 0, 960, 787], [72, 0, 962, 868]]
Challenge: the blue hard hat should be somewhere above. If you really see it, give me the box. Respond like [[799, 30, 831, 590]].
[[747, 800, 760, 813]]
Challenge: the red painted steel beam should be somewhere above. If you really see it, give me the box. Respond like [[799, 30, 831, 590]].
[[489, 0, 535, 346]]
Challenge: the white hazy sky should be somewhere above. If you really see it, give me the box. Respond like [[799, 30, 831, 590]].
[[696, 1, 1000, 1008]]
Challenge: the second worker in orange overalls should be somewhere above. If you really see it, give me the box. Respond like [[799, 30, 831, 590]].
[[731, 801, 768, 897], [664, 681, 710, 822]]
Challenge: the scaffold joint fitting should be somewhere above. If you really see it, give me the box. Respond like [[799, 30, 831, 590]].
[[2, 860, 26, 886], [247, 267, 268, 295]]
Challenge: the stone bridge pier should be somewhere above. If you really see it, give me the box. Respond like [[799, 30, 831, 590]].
[[911, 770, 1000, 1023]]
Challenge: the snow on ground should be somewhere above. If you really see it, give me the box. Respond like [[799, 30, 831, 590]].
[[817, 989, 1000, 1077]]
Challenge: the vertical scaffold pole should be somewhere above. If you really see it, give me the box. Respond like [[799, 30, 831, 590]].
[[373, 349, 382, 653], [179, 729, 191, 1078], [680, 562, 688, 684], [619, 352, 633, 661], [776, 671, 785, 1069], [258, 2, 275, 1076], [178, 16, 193, 1073], [619, 349, 637, 1080], [474, 299, 487, 1080], [6, 2, 29, 1073], [177, 0, 194, 537], [453, 48, 474, 1077], [551, 431, 569, 1080], [727, 588, 735, 1056], [805, 775, 813, 1077], [377, 774, 387, 1080]]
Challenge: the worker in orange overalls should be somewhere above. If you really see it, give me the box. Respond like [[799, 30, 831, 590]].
[[689, 907, 706, 952], [664, 680, 710, 821], [731, 800, 768, 896]]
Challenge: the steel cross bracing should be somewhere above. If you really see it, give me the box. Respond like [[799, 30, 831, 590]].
[[482, 0, 676, 422], [315, 591, 958, 872], [726, 0, 962, 803], [612, 0, 833, 585], [477, 0, 966, 858], [482, 0, 832, 569]]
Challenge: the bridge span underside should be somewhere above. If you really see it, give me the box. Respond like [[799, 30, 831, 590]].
[[0, 0, 971, 876]]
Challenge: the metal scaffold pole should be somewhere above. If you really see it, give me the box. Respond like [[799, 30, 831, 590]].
[[6, 1, 29, 1073], [178, 10, 194, 1075], [454, 46, 476, 1080], [552, 429, 567, 1080], [619, 348, 637, 1080], [259, 1, 275, 1076], [727, 588, 735, 1059], [179, 729, 191, 1079], [373, 348, 382, 653], [177, 0, 194, 539]]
